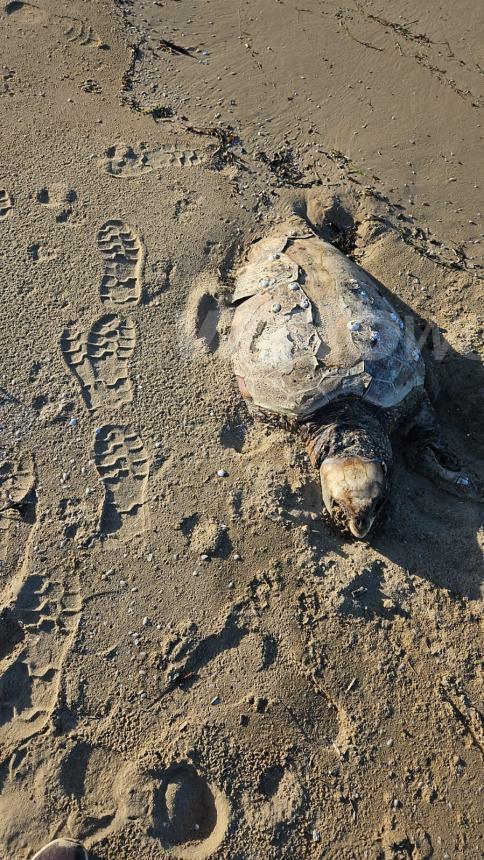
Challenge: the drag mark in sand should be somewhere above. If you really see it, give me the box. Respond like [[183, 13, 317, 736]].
[[94, 425, 149, 539], [60, 314, 136, 412], [98, 219, 144, 305]]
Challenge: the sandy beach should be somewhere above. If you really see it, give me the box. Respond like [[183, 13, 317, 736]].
[[0, 0, 483, 857]]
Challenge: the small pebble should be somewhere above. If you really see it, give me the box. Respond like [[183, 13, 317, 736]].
[[210, 695, 220, 705], [142, 616, 149, 626], [348, 320, 361, 332], [288, 281, 300, 291], [217, 469, 228, 477], [300, 298, 309, 309], [259, 277, 270, 288], [272, 302, 281, 313], [68, 417, 78, 428]]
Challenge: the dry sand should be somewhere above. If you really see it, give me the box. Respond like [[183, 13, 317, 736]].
[[0, 0, 483, 858]]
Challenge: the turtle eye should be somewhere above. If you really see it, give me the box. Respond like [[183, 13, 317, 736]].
[[330, 500, 344, 520]]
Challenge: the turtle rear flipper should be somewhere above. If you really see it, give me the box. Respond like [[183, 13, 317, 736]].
[[416, 447, 483, 501], [404, 393, 483, 501]]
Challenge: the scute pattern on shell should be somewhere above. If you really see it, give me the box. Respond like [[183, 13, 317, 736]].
[[232, 236, 297, 303], [229, 226, 425, 420]]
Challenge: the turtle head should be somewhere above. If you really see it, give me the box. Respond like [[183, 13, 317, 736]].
[[319, 456, 387, 539]]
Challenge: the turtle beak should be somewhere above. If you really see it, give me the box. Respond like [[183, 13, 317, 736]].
[[347, 514, 374, 540]]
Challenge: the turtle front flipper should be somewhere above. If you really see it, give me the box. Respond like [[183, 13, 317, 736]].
[[404, 392, 483, 500]]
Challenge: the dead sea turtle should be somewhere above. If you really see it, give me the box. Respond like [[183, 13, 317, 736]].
[[229, 206, 474, 539]]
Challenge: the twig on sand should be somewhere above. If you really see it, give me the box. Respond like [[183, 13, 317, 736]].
[[341, 22, 384, 52], [159, 38, 196, 59]]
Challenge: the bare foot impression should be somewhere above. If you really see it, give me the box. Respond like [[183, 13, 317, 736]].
[[97, 219, 144, 305], [94, 425, 149, 539], [61, 314, 136, 412]]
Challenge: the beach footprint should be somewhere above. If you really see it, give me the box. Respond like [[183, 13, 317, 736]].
[[94, 425, 150, 539], [62, 18, 103, 48], [182, 274, 230, 359], [244, 765, 304, 842], [0, 453, 36, 576], [97, 219, 144, 305], [149, 762, 230, 859], [0, 554, 82, 757], [0, 189, 13, 220], [60, 314, 136, 412], [60, 744, 150, 845], [99, 142, 211, 179], [4, 2, 103, 48]]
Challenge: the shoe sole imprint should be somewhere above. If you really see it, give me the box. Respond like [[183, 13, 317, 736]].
[[97, 220, 144, 305], [0, 190, 13, 220], [94, 425, 149, 539], [60, 314, 136, 412], [100, 142, 211, 179], [0, 540, 81, 756]]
